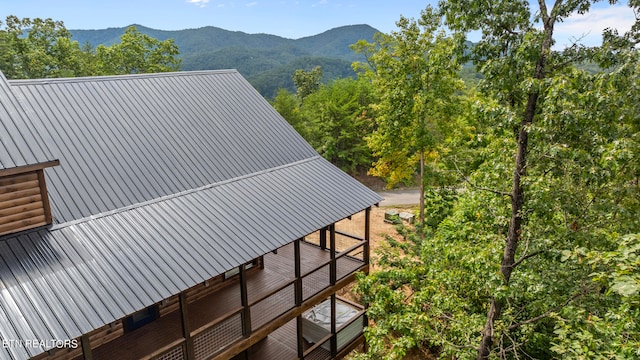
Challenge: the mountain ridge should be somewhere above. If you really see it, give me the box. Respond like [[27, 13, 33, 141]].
[[69, 24, 379, 98]]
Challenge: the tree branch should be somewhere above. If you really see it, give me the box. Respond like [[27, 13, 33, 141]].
[[507, 292, 581, 331], [510, 250, 544, 269], [453, 158, 512, 198]]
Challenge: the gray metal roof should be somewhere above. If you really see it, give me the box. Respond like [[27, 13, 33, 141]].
[[0, 73, 58, 171], [9, 70, 319, 223], [0, 70, 381, 359]]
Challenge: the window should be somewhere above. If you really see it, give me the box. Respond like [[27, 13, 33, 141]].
[[123, 305, 159, 332]]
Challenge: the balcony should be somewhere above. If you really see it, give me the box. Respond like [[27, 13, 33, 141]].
[[86, 221, 369, 360]]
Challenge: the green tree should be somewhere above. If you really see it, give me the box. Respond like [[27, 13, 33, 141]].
[[352, 8, 462, 233], [301, 77, 375, 173], [292, 65, 323, 100], [0, 16, 86, 78], [438, 0, 640, 357], [94, 26, 180, 75], [0, 17, 181, 79], [271, 88, 307, 138], [355, 1, 640, 358]]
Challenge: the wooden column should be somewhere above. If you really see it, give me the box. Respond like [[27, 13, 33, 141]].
[[364, 207, 371, 267], [294, 239, 302, 306], [239, 265, 252, 338], [329, 224, 338, 357], [320, 226, 327, 250], [364, 207, 372, 354], [179, 293, 195, 360], [294, 238, 305, 358], [80, 335, 93, 360], [330, 294, 337, 357], [329, 224, 336, 286]]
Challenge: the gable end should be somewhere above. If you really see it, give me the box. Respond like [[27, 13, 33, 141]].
[[0, 168, 54, 236]]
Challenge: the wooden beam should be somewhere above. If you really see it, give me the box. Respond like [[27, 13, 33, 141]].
[[320, 226, 327, 250], [296, 315, 304, 359], [179, 293, 195, 360], [239, 265, 251, 337], [0, 160, 60, 178], [294, 239, 302, 306], [330, 294, 337, 357], [330, 224, 336, 286], [80, 335, 93, 360], [364, 207, 371, 267], [294, 238, 304, 358], [36, 169, 53, 224]]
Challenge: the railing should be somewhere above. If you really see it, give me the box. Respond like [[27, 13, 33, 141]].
[[191, 307, 244, 359], [250, 281, 296, 330], [103, 236, 367, 360], [149, 339, 186, 360]]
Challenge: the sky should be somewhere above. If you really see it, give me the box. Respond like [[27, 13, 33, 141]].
[[0, 0, 637, 47]]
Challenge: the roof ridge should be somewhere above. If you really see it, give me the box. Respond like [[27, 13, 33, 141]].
[[50, 155, 322, 231], [8, 69, 239, 86]]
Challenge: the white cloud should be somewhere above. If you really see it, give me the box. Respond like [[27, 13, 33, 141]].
[[312, 0, 328, 7], [554, 5, 635, 47], [246, 1, 258, 7], [187, 0, 211, 8]]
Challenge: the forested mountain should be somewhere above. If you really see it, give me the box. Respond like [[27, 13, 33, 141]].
[[70, 24, 378, 98]]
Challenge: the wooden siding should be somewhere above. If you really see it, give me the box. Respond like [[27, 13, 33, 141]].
[[0, 170, 51, 236]]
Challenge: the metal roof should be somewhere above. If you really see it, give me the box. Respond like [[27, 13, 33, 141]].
[[0, 70, 382, 359], [0, 73, 58, 171], [8, 70, 319, 223]]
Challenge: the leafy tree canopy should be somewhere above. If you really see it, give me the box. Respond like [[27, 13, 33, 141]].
[[354, 1, 640, 359], [0, 16, 180, 79]]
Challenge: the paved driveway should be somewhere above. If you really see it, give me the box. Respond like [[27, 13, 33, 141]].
[[376, 189, 420, 206]]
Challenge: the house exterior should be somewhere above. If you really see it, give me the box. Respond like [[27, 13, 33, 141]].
[[0, 70, 381, 360]]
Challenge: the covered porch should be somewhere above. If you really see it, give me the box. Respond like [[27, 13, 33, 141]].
[[82, 210, 371, 360]]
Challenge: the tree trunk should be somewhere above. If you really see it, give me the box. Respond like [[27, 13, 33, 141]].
[[477, 110, 531, 358], [476, 2, 556, 357], [419, 148, 425, 240]]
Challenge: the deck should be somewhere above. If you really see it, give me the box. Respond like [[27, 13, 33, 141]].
[[88, 239, 366, 360]]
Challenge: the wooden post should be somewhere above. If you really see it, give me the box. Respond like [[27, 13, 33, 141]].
[[80, 335, 93, 360], [294, 239, 302, 306], [320, 226, 327, 250], [179, 293, 195, 360], [364, 207, 371, 268], [363, 207, 372, 354], [239, 265, 252, 338], [294, 238, 304, 358], [330, 294, 337, 357], [329, 224, 336, 286]]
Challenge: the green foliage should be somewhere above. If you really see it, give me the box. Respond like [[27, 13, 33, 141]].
[[272, 77, 375, 174], [0, 16, 180, 79], [301, 77, 375, 173], [552, 234, 640, 358], [352, 9, 463, 188], [0, 16, 88, 78], [293, 66, 323, 100], [93, 26, 180, 75], [271, 88, 306, 137], [357, 1, 640, 358]]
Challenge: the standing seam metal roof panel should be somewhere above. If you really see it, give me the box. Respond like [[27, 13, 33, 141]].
[[0, 72, 57, 171], [8, 70, 319, 223]]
